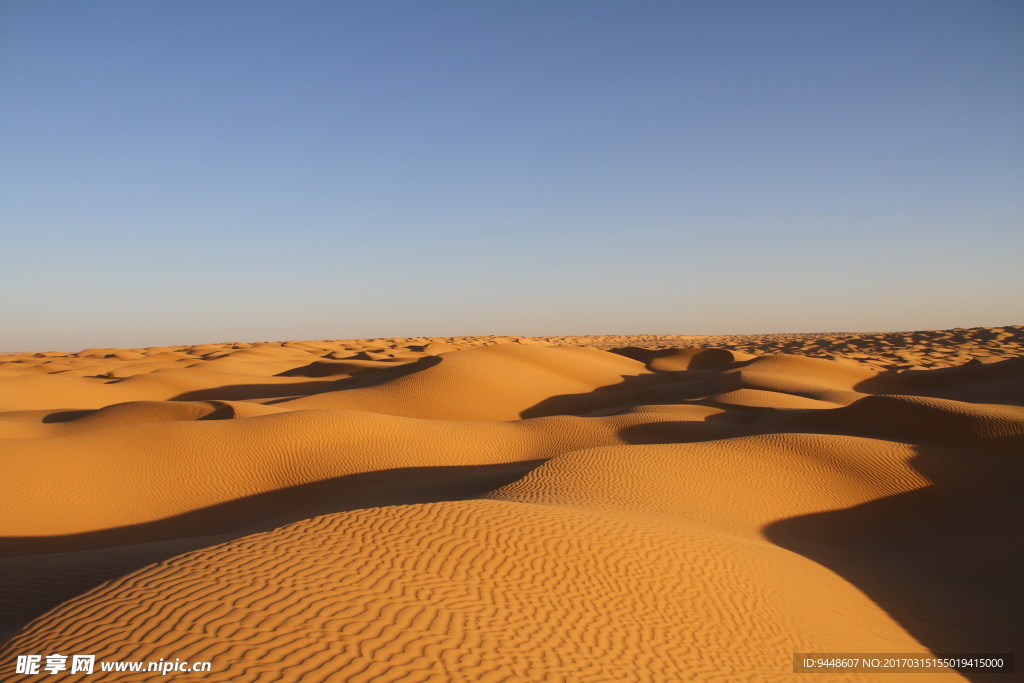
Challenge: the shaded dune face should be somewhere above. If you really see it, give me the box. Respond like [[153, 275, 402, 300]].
[[0, 328, 1021, 681]]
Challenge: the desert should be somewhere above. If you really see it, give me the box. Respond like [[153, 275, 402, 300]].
[[1, 325, 1020, 681], [4, 2, 1022, 679]]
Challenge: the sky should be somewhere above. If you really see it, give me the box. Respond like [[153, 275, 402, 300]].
[[2, 0, 1022, 351]]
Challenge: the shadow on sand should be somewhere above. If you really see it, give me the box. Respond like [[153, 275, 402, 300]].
[[764, 444, 1021, 681], [0, 459, 545, 644], [166, 355, 442, 403]]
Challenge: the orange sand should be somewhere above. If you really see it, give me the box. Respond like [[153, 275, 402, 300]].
[[1, 326, 1021, 681]]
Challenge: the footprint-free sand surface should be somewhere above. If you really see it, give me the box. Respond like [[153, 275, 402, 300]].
[[1, 326, 1021, 681]]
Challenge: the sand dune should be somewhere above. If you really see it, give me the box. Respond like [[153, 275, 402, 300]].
[[1, 326, 1021, 681]]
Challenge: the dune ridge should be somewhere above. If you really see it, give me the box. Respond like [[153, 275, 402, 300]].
[[1, 326, 1021, 681]]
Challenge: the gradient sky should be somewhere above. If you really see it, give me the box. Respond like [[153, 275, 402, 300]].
[[2, 0, 1022, 351]]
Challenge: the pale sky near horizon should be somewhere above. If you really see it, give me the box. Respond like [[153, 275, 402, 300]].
[[2, 0, 1022, 351]]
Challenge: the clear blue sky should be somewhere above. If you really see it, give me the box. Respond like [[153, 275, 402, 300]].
[[2, 0, 1022, 351]]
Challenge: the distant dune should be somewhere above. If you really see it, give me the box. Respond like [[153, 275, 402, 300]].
[[1, 326, 1021, 681]]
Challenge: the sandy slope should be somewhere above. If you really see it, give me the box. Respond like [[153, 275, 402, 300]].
[[0, 326, 1021, 681]]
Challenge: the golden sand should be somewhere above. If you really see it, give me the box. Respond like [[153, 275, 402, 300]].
[[1, 326, 1020, 681]]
